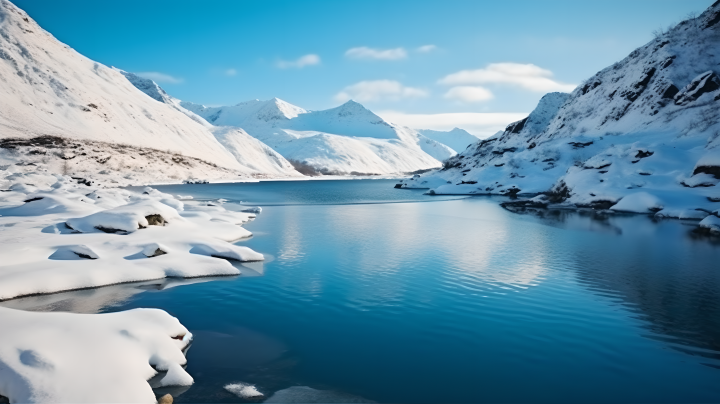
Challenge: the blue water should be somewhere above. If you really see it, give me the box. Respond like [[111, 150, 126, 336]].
[[13, 179, 720, 403]]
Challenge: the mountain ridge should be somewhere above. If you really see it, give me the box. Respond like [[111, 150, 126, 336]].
[[179, 97, 459, 175], [400, 1, 720, 217], [0, 0, 301, 183]]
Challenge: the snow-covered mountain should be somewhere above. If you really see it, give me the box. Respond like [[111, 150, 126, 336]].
[[181, 98, 456, 175], [417, 128, 481, 153], [400, 2, 720, 217], [117, 71, 298, 176], [0, 0, 299, 183]]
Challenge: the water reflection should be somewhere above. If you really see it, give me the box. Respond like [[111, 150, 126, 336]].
[[506, 206, 720, 368], [0, 276, 239, 313], [6, 180, 720, 403]]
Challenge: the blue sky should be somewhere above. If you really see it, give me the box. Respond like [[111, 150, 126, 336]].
[[14, 0, 714, 135]]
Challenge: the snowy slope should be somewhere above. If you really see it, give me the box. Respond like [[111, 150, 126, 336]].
[[0, 0, 299, 181], [181, 98, 455, 175], [400, 3, 720, 217], [418, 127, 481, 153], [118, 72, 300, 176]]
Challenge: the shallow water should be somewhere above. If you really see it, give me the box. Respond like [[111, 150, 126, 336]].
[[8, 179, 720, 403]]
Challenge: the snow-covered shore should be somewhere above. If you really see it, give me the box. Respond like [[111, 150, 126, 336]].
[[0, 163, 268, 402], [0, 307, 193, 403], [0, 165, 264, 301]]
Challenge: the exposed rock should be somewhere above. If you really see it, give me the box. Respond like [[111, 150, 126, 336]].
[[240, 207, 262, 214], [544, 181, 571, 203], [94, 226, 127, 234], [147, 249, 167, 258], [157, 393, 173, 404], [568, 141, 593, 149], [145, 214, 166, 226], [693, 165, 720, 179], [506, 117, 527, 134], [674, 71, 720, 105], [660, 83, 679, 99]]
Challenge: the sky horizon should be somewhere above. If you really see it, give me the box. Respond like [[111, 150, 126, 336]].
[[13, 0, 714, 136]]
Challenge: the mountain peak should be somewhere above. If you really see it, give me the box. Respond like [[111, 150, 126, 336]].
[[338, 99, 367, 111], [258, 97, 306, 120]]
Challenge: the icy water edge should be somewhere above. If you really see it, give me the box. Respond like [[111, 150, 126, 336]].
[[3, 179, 720, 403]]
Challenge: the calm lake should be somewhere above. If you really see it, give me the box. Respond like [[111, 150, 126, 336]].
[[4, 179, 720, 403]]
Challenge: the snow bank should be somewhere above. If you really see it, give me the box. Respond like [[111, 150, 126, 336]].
[[66, 200, 183, 234], [0, 307, 192, 403], [191, 241, 264, 262], [0, 167, 263, 301], [699, 215, 720, 234], [610, 192, 664, 213]]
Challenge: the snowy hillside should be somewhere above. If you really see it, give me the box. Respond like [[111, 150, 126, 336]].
[[117, 72, 299, 177], [181, 98, 455, 175], [0, 0, 299, 182], [418, 128, 481, 153], [399, 2, 720, 218]]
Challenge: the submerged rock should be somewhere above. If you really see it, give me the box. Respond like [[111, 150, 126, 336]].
[[240, 207, 262, 214], [157, 394, 173, 404]]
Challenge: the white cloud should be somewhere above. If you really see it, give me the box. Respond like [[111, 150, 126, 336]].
[[416, 44, 437, 53], [345, 47, 407, 60], [277, 54, 321, 69], [377, 111, 528, 138], [136, 72, 183, 84], [334, 80, 427, 103], [438, 63, 576, 92], [225, 68, 237, 76], [444, 86, 494, 103]]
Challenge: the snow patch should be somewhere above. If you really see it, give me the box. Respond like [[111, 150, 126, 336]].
[[225, 382, 264, 399], [0, 307, 192, 403]]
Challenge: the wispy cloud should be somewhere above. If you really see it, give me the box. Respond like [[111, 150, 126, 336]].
[[345, 47, 407, 61], [334, 80, 427, 102], [377, 111, 528, 138], [225, 68, 237, 76], [439, 63, 576, 92], [136, 72, 183, 84], [444, 86, 494, 103], [277, 54, 321, 69], [416, 44, 437, 53]]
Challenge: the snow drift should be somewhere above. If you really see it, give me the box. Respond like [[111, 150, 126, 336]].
[[0, 307, 193, 403]]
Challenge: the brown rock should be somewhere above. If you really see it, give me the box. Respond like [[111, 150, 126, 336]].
[[158, 393, 173, 404]]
